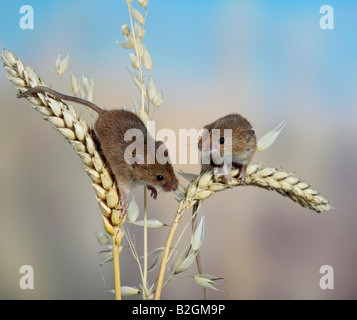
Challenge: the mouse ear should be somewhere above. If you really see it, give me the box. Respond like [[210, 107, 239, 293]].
[[239, 129, 255, 142]]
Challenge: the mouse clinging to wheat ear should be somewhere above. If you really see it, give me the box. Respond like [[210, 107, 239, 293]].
[[17, 86, 178, 217]]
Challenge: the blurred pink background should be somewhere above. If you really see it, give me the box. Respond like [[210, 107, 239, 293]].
[[0, 0, 356, 299]]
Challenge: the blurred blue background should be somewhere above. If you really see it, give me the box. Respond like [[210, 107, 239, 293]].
[[0, 0, 356, 299]]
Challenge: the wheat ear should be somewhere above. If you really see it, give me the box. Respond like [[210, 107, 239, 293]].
[[154, 164, 331, 299], [0, 47, 125, 299]]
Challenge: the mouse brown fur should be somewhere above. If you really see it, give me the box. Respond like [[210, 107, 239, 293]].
[[198, 113, 256, 183], [17, 86, 178, 216]]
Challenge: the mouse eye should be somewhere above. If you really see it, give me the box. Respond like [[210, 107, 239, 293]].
[[219, 137, 225, 144], [156, 175, 164, 181]]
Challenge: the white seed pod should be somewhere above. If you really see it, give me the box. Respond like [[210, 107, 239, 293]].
[[258, 167, 276, 178], [70, 72, 80, 95], [129, 51, 140, 70], [139, 108, 149, 126], [48, 99, 62, 117], [135, 38, 144, 58], [126, 35, 136, 50], [121, 286, 140, 296], [194, 190, 212, 200], [127, 197, 140, 222], [191, 216, 205, 251], [95, 232, 111, 246], [142, 45, 152, 71], [209, 183, 226, 192], [116, 40, 132, 50], [198, 172, 213, 190], [137, 0, 149, 8], [174, 251, 197, 274], [83, 165, 101, 183], [82, 75, 90, 95], [257, 121, 286, 152], [152, 91, 164, 107], [16, 60, 25, 78], [186, 183, 197, 200], [85, 134, 96, 156], [285, 176, 299, 185], [92, 183, 107, 200], [130, 219, 165, 228], [194, 274, 222, 291], [174, 244, 190, 272], [4, 50, 16, 66], [45, 116, 65, 128], [55, 53, 69, 76], [106, 187, 119, 208], [101, 168, 114, 190], [93, 150, 104, 172], [132, 7, 145, 24], [57, 128, 76, 140], [98, 200, 112, 217], [135, 23, 145, 39], [4, 65, 18, 77], [147, 76, 157, 102], [121, 23, 130, 36], [246, 164, 261, 175], [272, 171, 290, 180], [71, 140, 86, 153], [102, 215, 114, 235], [62, 109, 74, 129], [8, 76, 26, 87]]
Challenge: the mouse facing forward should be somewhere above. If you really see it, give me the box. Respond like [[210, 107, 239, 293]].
[[198, 113, 256, 184], [17, 86, 178, 217]]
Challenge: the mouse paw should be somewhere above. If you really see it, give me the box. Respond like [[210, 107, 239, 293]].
[[221, 174, 233, 184], [147, 185, 158, 199], [118, 200, 128, 219], [237, 166, 247, 184]]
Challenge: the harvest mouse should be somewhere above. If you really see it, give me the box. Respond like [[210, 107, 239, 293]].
[[198, 113, 256, 183], [17, 86, 178, 217]]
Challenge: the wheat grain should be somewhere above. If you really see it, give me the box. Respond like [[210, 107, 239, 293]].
[[181, 164, 331, 214]]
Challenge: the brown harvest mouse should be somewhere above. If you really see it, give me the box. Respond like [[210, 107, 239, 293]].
[[17, 86, 178, 217], [198, 113, 256, 183]]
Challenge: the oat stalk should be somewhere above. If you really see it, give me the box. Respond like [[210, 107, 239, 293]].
[[154, 165, 331, 299]]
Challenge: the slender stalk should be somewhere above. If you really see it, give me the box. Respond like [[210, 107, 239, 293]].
[[143, 186, 148, 297], [154, 211, 183, 300], [191, 202, 208, 299], [127, 1, 145, 111], [112, 228, 122, 300]]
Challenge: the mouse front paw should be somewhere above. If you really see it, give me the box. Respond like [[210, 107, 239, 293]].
[[147, 185, 158, 199]]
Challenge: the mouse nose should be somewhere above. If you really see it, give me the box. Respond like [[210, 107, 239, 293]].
[[164, 181, 178, 192]]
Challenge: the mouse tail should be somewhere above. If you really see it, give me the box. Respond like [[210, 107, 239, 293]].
[[17, 86, 103, 114]]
